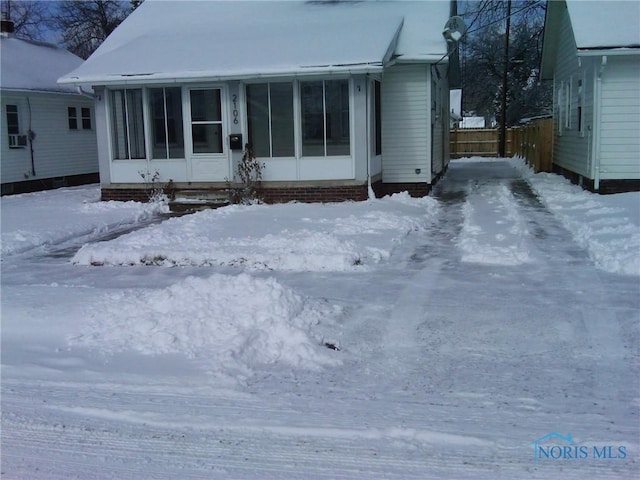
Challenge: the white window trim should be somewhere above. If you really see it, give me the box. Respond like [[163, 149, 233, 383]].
[[299, 78, 352, 159], [187, 86, 226, 157], [577, 73, 586, 138], [106, 87, 148, 162], [243, 77, 353, 161], [564, 77, 572, 130], [557, 80, 563, 136]]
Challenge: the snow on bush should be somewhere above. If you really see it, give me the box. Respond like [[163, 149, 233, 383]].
[[511, 158, 640, 276], [72, 195, 439, 271], [69, 273, 342, 374]]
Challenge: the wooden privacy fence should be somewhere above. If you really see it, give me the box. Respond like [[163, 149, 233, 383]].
[[450, 117, 553, 173], [510, 118, 553, 173], [450, 128, 512, 158]]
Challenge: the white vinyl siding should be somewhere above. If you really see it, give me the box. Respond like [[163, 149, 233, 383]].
[[381, 64, 430, 183], [1, 91, 98, 185], [598, 56, 640, 180], [550, 4, 593, 178]]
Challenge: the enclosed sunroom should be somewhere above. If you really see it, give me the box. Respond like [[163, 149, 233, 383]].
[[59, 0, 459, 203]]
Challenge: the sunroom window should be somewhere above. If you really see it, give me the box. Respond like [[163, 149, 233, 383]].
[[110, 89, 146, 160], [246, 83, 294, 157], [150, 87, 184, 159], [301, 80, 350, 157]]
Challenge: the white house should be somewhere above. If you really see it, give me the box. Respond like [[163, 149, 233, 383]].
[[1, 20, 99, 195], [58, 0, 460, 203], [540, 0, 640, 193]]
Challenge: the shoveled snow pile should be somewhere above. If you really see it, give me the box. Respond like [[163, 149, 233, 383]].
[[511, 158, 640, 276], [1, 185, 167, 256], [72, 193, 439, 271], [69, 273, 342, 375]]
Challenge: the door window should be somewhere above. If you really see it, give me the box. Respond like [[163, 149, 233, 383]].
[[190, 89, 223, 154]]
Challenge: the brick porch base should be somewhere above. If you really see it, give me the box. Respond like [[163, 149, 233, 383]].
[[101, 179, 441, 203]]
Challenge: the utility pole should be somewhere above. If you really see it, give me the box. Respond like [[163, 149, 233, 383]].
[[499, 0, 512, 157]]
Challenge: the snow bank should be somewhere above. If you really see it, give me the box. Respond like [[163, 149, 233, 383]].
[[69, 273, 341, 375], [1, 186, 168, 256], [72, 194, 439, 271], [511, 158, 640, 276]]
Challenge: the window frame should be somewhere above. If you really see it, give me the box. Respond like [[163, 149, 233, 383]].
[[189, 88, 224, 155], [374, 80, 382, 156], [6, 104, 20, 135], [557, 81, 564, 136], [564, 77, 572, 130], [69, 106, 92, 130], [577, 76, 585, 137], [68, 106, 78, 130], [246, 82, 295, 158], [109, 88, 147, 161], [149, 86, 185, 160], [300, 79, 351, 157], [81, 107, 92, 130], [6, 104, 27, 149]]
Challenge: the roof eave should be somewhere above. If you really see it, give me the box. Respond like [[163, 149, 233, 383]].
[[0, 86, 84, 95], [576, 46, 640, 57], [539, 0, 564, 81], [58, 64, 387, 87], [390, 54, 449, 65]]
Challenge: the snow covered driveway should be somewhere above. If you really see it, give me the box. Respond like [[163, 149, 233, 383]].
[[1, 159, 638, 479]]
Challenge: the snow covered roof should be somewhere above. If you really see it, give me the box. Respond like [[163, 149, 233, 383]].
[[566, 0, 640, 50], [59, 0, 453, 86], [0, 36, 84, 93], [459, 116, 486, 129], [540, 0, 640, 80]]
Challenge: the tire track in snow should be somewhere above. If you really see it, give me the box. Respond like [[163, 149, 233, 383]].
[[1, 379, 521, 480], [2, 407, 495, 480]]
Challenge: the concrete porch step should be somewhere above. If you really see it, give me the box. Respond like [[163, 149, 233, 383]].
[[168, 189, 230, 213]]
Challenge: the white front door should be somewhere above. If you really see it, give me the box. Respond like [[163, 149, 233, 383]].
[[188, 88, 229, 181]]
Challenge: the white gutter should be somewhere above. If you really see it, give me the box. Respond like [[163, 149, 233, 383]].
[[58, 65, 387, 87], [578, 47, 640, 57]]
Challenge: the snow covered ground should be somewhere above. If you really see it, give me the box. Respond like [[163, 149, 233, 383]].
[[1, 158, 638, 479]]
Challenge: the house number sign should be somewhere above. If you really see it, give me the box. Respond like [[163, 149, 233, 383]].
[[232, 94, 239, 125]]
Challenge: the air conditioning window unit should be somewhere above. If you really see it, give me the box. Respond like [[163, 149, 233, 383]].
[[8, 134, 27, 149]]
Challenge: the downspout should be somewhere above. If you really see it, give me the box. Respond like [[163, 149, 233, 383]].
[[365, 77, 374, 199], [592, 56, 607, 191], [26, 97, 36, 177]]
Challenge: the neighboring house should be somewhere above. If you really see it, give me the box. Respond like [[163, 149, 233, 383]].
[[0, 19, 99, 195], [58, 0, 460, 203], [541, 0, 640, 193], [459, 116, 488, 129], [449, 89, 462, 128]]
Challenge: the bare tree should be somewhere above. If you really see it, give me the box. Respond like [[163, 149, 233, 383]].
[[52, 0, 139, 59], [1, 0, 52, 40], [459, 0, 552, 127]]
